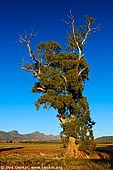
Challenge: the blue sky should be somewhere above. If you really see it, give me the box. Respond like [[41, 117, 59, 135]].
[[0, 0, 113, 138]]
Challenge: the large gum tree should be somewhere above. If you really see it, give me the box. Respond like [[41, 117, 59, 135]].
[[19, 12, 98, 158]]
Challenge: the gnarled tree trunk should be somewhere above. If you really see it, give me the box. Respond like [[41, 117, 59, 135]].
[[65, 137, 87, 158]]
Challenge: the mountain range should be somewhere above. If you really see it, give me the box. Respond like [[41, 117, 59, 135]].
[[0, 130, 60, 141]]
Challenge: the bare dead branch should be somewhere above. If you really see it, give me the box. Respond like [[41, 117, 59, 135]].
[[81, 23, 91, 46], [36, 87, 46, 92], [68, 11, 82, 57], [19, 32, 41, 75], [21, 67, 40, 78], [81, 18, 101, 46], [66, 11, 98, 60]]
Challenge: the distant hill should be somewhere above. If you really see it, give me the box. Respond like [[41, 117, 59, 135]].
[[0, 130, 60, 141], [95, 136, 113, 144]]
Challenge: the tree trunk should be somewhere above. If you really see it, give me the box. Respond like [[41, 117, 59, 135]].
[[65, 137, 87, 158]]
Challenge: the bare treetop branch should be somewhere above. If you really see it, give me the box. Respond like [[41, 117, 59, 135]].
[[66, 11, 99, 58], [19, 31, 41, 76]]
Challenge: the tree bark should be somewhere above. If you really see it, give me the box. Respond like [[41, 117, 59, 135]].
[[65, 137, 87, 158]]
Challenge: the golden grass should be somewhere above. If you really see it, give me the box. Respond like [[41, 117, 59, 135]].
[[0, 142, 113, 170]]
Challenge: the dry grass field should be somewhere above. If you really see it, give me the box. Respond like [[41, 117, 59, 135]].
[[0, 142, 113, 170]]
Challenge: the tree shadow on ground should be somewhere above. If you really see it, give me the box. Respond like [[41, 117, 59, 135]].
[[93, 145, 113, 169], [0, 147, 24, 152]]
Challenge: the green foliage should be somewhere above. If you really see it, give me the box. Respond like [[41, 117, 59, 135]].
[[78, 140, 96, 154], [33, 39, 95, 153]]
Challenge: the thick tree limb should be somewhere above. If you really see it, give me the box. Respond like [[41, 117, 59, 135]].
[[61, 74, 67, 85], [70, 114, 76, 121], [21, 67, 40, 78], [57, 114, 68, 124], [78, 54, 85, 61], [78, 66, 88, 76], [36, 87, 46, 92]]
